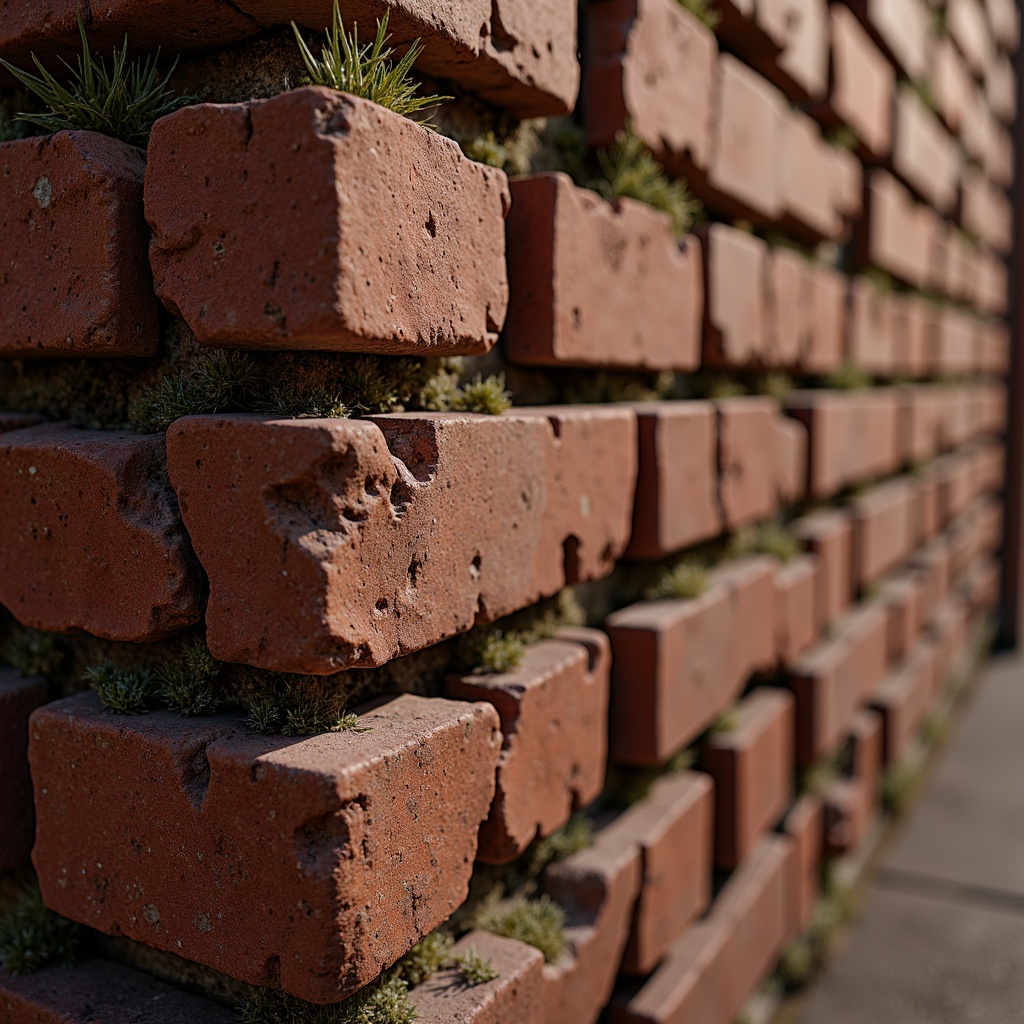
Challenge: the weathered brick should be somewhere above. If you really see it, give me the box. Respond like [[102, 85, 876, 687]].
[[931, 307, 976, 377], [765, 247, 811, 367], [892, 86, 961, 214], [822, 709, 884, 856], [986, 0, 1021, 52], [948, 0, 995, 77], [0, 670, 48, 874], [504, 174, 702, 370], [0, 957, 237, 1024], [803, 262, 847, 373], [788, 602, 888, 765], [962, 166, 1013, 255], [913, 538, 954, 629], [879, 572, 925, 663], [710, 556, 779, 686], [145, 88, 510, 355], [0, 131, 157, 356], [847, 277, 894, 375], [850, 479, 918, 590], [166, 409, 636, 674], [817, 5, 894, 158], [870, 641, 936, 765], [846, 0, 931, 79], [702, 689, 795, 868], [774, 415, 808, 506], [617, 772, 714, 975], [715, 397, 778, 527], [781, 795, 824, 935], [932, 35, 973, 134], [626, 401, 722, 559], [855, 170, 935, 288], [0, 425, 201, 643], [585, 0, 716, 175], [775, 554, 821, 666], [779, 111, 846, 240], [986, 52, 1017, 122], [753, 0, 829, 100], [410, 931, 543, 1023], [888, 294, 929, 378], [699, 224, 768, 369], [931, 452, 976, 525], [793, 510, 854, 630], [446, 629, 609, 864], [30, 691, 501, 1003]]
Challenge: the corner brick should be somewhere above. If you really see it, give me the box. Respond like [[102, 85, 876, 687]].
[[0, 669, 48, 874], [0, 425, 201, 643], [145, 88, 510, 355], [823, 709, 884, 856], [615, 772, 714, 976], [775, 554, 821, 666], [793, 510, 854, 630], [788, 602, 888, 765], [892, 86, 960, 213], [0, 957, 238, 1023], [30, 691, 501, 1003], [870, 641, 936, 765], [445, 629, 609, 864], [626, 401, 722, 559], [700, 224, 768, 369], [781, 795, 824, 935], [0, 131, 157, 356], [410, 931, 544, 1023], [585, 0, 716, 175], [714, 397, 778, 527], [166, 409, 636, 674], [702, 689, 795, 869], [504, 174, 702, 371], [850, 479, 919, 591]]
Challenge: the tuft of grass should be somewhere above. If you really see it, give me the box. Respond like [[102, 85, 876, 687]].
[[450, 374, 512, 416], [524, 815, 595, 877], [676, 0, 722, 30], [282, 693, 369, 737], [293, 4, 448, 125], [752, 371, 795, 402], [468, 629, 526, 675], [731, 522, 800, 564], [823, 362, 871, 391], [453, 949, 498, 986], [644, 559, 709, 601], [0, 9, 188, 146], [396, 931, 452, 987], [247, 699, 282, 736], [0, 888, 80, 976], [241, 973, 417, 1024], [2, 628, 64, 677], [156, 638, 221, 716], [85, 662, 156, 714], [595, 128, 700, 237], [882, 761, 918, 817], [777, 937, 816, 989], [481, 895, 566, 964], [825, 125, 859, 151], [693, 373, 747, 399], [708, 708, 738, 734]]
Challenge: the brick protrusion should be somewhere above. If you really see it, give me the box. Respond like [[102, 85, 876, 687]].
[[775, 554, 822, 666], [871, 640, 937, 765], [793, 510, 855, 631], [822, 708, 884, 856]]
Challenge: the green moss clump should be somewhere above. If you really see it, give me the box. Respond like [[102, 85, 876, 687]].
[[449, 374, 512, 416], [2, 628, 65, 677], [481, 895, 566, 964], [156, 638, 221, 716], [453, 949, 498, 986], [825, 125, 859, 151], [823, 362, 872, 391], [595, 129, 700, 237], [85, 662, 156, 714], [882, 761, 918, 816], [0, 888, 80, 976], [731, 522, 800, 564], [708, 708, 738, 734], [462, 629, 526, 675], [644, 559, 709, 601], [241, 973, 417, 1024], [676, 0, 722, 30], [751, 371, 795, 402], [395, 931, 453, 987]]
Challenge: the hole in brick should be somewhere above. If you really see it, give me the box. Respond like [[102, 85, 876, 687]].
[[261, 954, 281, 987], [179, 740, 212, 810], [470, 553, 482, 580], [563, 535, 581, 583], [294, 800, 366, 878], [490, 0, 517, 51], [425, 212, 437, 238]]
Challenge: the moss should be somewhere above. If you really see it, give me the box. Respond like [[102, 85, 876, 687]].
[[751, 371, 795, 402], [281, 693, 370, 737], [863, 267, 895, 296], [155, 638, 221, 716], [777, 937, 816, 989], [450, 374, 512, 415], [2, 627, 65, 678], [480, 895, 566, 964], [453, 949, 499, 986], [459, 120, 542, 176], [395, 931, 453, 987], [731, 522, 800, 564], [85, 661, 157, 714], [644, 559, 709, 601], [882, 761, 918, 817], [825, 125, 859, 152], [523, 815, 595, 877], [0, 887, 80, 976], [595, 128, 700, 237], [676, 0, 722, 30], [692, 373, 747, 399], [241, 973, 417, 1024], [708, 708, 738, 734], [822, 362, 871, 391]]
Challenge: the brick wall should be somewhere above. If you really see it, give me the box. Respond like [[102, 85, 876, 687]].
[[0, 0, 1015, 1020]]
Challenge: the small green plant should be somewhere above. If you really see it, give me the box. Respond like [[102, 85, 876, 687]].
[[248, 698, 282, 736], [693, 373, 747, 399], [293, 5, 447, 125], [469, 629, 526, 674], [777, 937, 816, 989], [241, 973, 416, 1024], [450, 374, 512, 415], [396, 931, 453, 987], [85, 661, 155, 714], [283, 693, 369, 737], [823, 362, 871, 391], [644, 559, 709, 601], [882, 761, 918, 816], [752, 371, 795, 402], [156, 638, 221, 716], [2, 628, 64, 677], [596, 129, 700, 237], [863, 267, 895, 295], [0, 888, 80, 976], [453, 949, 499, 986], [0, 9, 188, 146], [732, 522, 800, 564], [676, 0, 722, 30], [825, 125, 859, 152], [709, 708, 738, 734], [481, 895, 566, 964], [524, 815, 595, 877]]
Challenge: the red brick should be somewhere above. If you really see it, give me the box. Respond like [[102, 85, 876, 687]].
[[0, 670, 47, 874], [753, 0, 829, 100], [0, 957, 237, 1024], [931, 453, 976, 525], [617, 772, 715, 975], [965, 556, 1001, 613], [145, 88, 510, 356], [986, 53, 1017, 122], [892, 86, 960, 213], [765, 248, 811, 368], [585, 0, 716, 175], [985, 123, 1014, 188], [931, 307, 976, 377], [626, 401, 722, 559], [880, 572, 925, 663], [699, 55, 786, 222], [699, 224, 768, 369], [540, 821, 643, 1024], [446, 629, 609, 864], [855, 170, 935, 288], [710, 556, 779, 685], [987, 0, 1021, 52], [850, 479, 918, 590], [779, 111, 845, 240], [832, 145, 864, 222], [0, 425, 201, 643], [610, 836, 793, 1024], [975, 498, 1004, 554], [888, 294, 929, 377], [703, 689, 795, 869], [962, 167, 1013, 255], [30, 691, 501, 1003], [504, 174, 701, 370], [793, 510, 854, 630], [823, 709, 883, 855], [975, 252, 1009, 317], [803, 261, 847, 373], [0, 131, 157, 356], [973, 441, 1006, 495], [846, 0, 931, 79], [774, 415, 808, 506], [166, 408, 636, 674], [775, 554, 822, 666], [871, 642, 938, 765], [847, 277, 894, 374], [818, 5, 894, 158], [948, 0, 995, 77], [961, 86, 994, 166], [781, 795, 824, 934], [788, 602, 888, 765], [918, 475, 941, 540], [913, 538, 954, 629], [979, 322, 1010, 375], [851, 389, 902, 479], [0, 412, 43, 433], [932, 35, 974, 134], [715, 397, 778, 527]]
